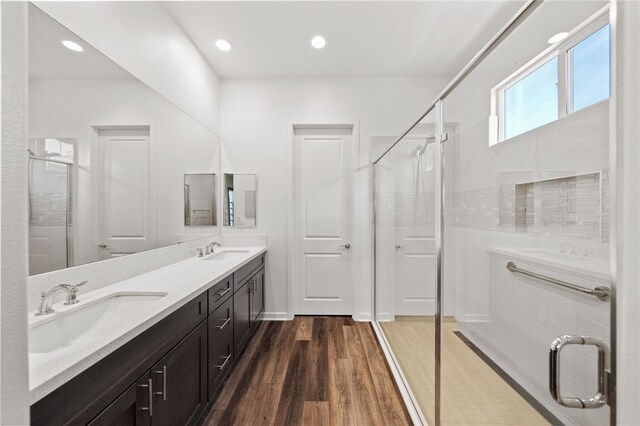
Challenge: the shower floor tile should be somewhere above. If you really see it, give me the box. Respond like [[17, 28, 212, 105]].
[[381, 316, 554, 426]]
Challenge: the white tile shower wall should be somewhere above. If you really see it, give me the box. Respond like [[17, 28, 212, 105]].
[[458, 253, 610, 426], [524, 173, 605, 240], [452, 171, 609, 242]]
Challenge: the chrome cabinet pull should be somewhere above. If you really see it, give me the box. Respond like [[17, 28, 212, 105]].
[[215, 287, 230, 298], [216, 317, 231, 330], [154, 366, 167, 401], [549, 335, 608, 409], [138, 378, 153, 416], [215, 354, 232, 370]]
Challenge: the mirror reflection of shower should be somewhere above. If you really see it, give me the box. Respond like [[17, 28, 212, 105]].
[[413, 135, 435, 225], [27, 138, 75, 275]]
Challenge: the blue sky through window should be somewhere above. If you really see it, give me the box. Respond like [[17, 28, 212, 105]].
[[504, 57, 558, 139], [572, 24, 610, 111]]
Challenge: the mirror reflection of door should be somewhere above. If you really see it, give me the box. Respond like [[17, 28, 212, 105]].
[[98, 128, 153, 259], [224, 174, 257, 227], [183, 174, 217, 227]]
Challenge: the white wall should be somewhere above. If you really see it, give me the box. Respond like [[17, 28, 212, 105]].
[[34, 1, 221, 135], [220, 77, 450, 320], [615, 0, 640, 423], [29, 78, 220, 269], [0, 2, 30, 423]]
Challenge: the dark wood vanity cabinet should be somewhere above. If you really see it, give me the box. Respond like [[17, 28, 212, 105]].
[[251, 267, 265, 322], [88, 321, 207, 426], [234, 265, 265, 356], [88, 373, 152, 426], [32, 253, 265, 426], [150, 320, 208, 426], [233, 277, 253, 357]]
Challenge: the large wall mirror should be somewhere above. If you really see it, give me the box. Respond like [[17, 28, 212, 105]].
[[27, 4, 220, 276], [223, 174, 257, 228]]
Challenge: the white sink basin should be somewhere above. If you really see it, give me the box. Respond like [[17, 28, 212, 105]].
[[29, 292, 167, 354], [202, 250, 250, 261]]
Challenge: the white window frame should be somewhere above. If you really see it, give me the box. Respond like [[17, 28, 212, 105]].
[[490, 6, 610, 146]]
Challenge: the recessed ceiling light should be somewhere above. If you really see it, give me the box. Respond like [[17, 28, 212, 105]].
[[311, 35, 326, 49], [61, 40, 83, 52], [548, 32, 569, 44], [215, 39, 232, 52]]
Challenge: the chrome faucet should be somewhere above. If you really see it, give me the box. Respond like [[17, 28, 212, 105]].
[[205, 242, 222, 255], [36, 281, 88, 316]]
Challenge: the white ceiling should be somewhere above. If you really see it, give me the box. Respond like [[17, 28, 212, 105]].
[[164, 1, 527, 79], [29, 4, 132, 81]]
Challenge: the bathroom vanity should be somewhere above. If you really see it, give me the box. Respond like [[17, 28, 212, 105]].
[[30, 249, 266, 425]]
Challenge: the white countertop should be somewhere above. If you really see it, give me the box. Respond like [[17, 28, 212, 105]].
[[487, 246, 610, 281], [28, 247, 266, 404]]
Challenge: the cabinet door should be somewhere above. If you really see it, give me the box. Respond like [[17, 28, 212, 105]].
[[151, 320, 207, 426], [251, 268, 265, 324], [89, 373, 151, 426], [234, 282, 252, 356]]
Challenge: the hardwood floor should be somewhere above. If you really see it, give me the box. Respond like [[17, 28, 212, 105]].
[[204, 316, 411, 426]]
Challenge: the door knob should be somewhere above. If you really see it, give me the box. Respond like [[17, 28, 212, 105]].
[[98, 243, 108, 248], [395, 244, 404, 249], [340, 243, 351, 249]]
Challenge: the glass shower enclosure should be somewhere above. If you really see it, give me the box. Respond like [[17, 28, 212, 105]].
[[28, 138, 74, 275], [373, 1, 615, 425]]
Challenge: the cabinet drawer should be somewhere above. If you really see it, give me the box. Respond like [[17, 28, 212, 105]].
[[233, 254, 264, 292], [208, 331, 234, 399], [208, 296, 233, 345], [208, 274, 232, 314]]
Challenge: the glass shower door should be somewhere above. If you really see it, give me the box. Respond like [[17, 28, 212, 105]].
[[439, 1, 613, 425], [374, 108, 439, 424]]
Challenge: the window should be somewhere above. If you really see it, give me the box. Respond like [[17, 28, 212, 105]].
[[504, 57, 558, 140], [491, 9, 610, 145], [570, 24, 611, 112]]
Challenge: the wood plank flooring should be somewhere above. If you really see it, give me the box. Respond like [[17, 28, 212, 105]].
[[204, 317, 411, 426]]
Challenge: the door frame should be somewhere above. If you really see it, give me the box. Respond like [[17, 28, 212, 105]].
[[286, 122, 360, 320], [92, 124, 157, 258]]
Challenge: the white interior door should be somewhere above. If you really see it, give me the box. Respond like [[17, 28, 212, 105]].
[[293, 126, 353, 315], [394, 135, 436, 316], [98, 128, 153, 258]]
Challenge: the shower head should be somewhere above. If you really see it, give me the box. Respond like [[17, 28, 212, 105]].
[[413, 135, 437, 157]]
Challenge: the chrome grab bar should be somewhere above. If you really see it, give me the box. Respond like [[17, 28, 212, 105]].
[[549, 335, 608, 409], [506, 261, 610, 301]]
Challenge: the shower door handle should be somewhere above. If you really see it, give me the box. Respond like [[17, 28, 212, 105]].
[[549, 335, 608, 409]]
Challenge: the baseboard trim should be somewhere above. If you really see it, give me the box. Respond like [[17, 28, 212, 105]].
[[260, 312, 291, 321]]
